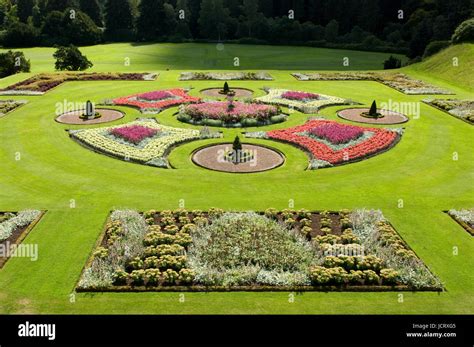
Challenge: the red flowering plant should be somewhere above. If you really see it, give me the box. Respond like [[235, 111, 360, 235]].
[[113, 89, 200, 112], [267, 120, 400, 167]]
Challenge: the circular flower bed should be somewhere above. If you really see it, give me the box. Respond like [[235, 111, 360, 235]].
[[178, 101, 286, 127], [55, 108, 124, 125], [338, 108, 409, 124], [192, 143, 285, 173]]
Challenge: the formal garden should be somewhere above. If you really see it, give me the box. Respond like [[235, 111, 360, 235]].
[[0, 0, 473, 316]]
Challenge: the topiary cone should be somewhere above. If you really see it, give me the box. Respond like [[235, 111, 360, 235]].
[[232, 136, 242, 152], [369, 100, 377, 116]]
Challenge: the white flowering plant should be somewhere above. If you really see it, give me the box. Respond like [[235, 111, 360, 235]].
[[70, 119, 220, 168], [255, 88, 352, 113]]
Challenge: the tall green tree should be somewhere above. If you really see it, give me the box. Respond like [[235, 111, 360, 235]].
[[198, 0, 230, 40], [62, 9, 101, 44], [53, 45, 93, 70], [0, 0, 10, 29], [32, 2, 42, 27], [17, 0, 35, 22], [79, 0, 102, 26], [136, 0, 165, 40], [241, 0, 258, 37], [46, 0, 78, 12], [163, 3, 177, 36], [175, 0, 191, 38], [324, 19, 339, 42], [104, 0, 133, 40]]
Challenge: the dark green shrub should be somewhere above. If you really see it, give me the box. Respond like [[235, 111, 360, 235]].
[[53, 45, 93, 71], [202, 118, 223, 127], [177, 113, 192, 122], [383, 55, 402, 69], [0, 51, 31, 78], [270, 115, 287, 124], [452, 18, 474, 44], [241, 118, 258, 127], [423, 41, 450, 59], [2, 22, 38, 47]]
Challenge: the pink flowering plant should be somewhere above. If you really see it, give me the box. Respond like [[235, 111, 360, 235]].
[[109, 125, 159, 145], [137, 90, 173, 101], [307, 123, 364, 144], [281, 91, 319, 100], [113, 89, 200, 113], [184, 101, 279, 123]]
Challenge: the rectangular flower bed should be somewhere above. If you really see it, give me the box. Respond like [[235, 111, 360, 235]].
[[423, 99, 474, 125], [0, 100, 27, 116], [0, 210, 44, 269], [255, 88, 353, 113], [69, 119, 220, 168], [446, 208, 474, 236], [179, 71, 273, 81], [292, 72, 452, 95], [248, 120, 401, 169], [76, 208, 442, 292], [0, 72, 157, 95]]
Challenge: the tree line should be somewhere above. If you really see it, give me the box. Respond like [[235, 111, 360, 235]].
[[0, 0, 473, 59]]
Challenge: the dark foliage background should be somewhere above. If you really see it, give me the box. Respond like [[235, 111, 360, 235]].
[[0, 0, 473, 58]]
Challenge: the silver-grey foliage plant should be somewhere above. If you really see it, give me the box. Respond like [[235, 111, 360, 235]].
[[0, 210, 41, 242], [350, 209, 442, 289], [78, 210, 148, 289], [187, 212, 318, 286]]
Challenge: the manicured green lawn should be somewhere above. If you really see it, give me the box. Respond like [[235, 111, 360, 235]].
[[0, 43, 472, 314], [0, 42, 407, 72]]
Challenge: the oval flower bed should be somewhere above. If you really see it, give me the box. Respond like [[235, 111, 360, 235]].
[[248, 120, 401, 169], [112, 88, 200, 114], [69, 119, 219, 168], [177, 101, 286, 127], [256, 88, 353, 114]]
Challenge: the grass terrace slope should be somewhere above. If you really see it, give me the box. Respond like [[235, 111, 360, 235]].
[[404, 44, 474, 92]]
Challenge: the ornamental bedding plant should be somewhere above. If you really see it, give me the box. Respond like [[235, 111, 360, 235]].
[[138, 90, 172, 101], [308, 123, 364, 144], [113, 89, 200, 112], [281, 91, 319, 101], [185, 212, 317, 286], [109, 125, 159, 145], [0, 210, 41, 241], [267, 120, 399, 167], [184, 101, 278, 122]]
